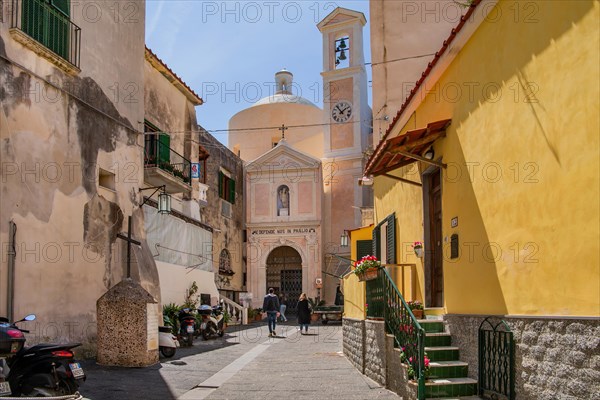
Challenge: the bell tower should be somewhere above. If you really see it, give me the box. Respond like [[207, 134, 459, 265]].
[[317, 8, 372, 254]]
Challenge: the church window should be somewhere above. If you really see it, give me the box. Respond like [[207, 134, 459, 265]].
[[335, 36, 350, 69], [218, 169, 236, 204], [277, 185, 290, 216]]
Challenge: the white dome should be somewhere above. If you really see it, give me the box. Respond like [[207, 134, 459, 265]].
[[251, 69, 319, 108]]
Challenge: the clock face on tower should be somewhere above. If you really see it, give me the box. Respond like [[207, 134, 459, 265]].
[[331, 100, 353, 123]]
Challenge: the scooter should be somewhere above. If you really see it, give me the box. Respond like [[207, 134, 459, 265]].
[[0, 314, 85, 397], [177, 308, 197, 347], [198, 305, 225, 340], [158, 326, 179, 358]]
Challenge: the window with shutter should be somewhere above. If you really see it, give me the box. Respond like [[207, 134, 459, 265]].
[[373, 213, 396, 264], [21, 0, 71, 60], [357, 240, 373, 260], [386, 213, 396, 264]]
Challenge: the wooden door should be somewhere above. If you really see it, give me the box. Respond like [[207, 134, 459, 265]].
[[428, 170, 444, 307]]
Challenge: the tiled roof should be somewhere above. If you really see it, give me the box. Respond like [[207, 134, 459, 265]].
[[145, 46, 203, 106]]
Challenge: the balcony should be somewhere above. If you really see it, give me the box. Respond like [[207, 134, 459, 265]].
[[144, 136, 192, 194], [9, 0, 81, 74]]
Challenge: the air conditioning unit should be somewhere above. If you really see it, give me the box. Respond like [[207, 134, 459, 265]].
[[221, 200, 231, 218]]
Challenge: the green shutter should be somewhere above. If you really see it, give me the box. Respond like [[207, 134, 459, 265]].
[[218, 171, 223, 199], [372, 226, 380, 260], [229, 179, 236, 204], [51, 0, 70, 16], [158, 134, 171, 166], [386, 213, 396, 264], [357, 240, 372, 260]]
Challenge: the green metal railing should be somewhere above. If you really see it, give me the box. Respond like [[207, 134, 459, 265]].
[[11, 0, 81, 67], [366, 268, 426, 399], [478, 317, 515, 399], [144, 136, 192, 185]]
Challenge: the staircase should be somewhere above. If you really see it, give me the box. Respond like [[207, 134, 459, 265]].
[[219, 296, 248, 325], [415, 318, 478, 399]]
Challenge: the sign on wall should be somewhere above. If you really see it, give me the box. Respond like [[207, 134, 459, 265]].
[[191, 163, 200, 179]]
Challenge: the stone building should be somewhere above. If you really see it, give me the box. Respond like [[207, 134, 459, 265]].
[[229, 7, 373, 308], [196, 127, 245, 303], [0, 0, 151, 353]]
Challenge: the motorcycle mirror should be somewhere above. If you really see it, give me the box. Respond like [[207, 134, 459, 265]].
[[24, 314, 36, 321]]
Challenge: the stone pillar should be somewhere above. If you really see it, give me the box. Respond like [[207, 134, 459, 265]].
[[96, 278, 159, 367]]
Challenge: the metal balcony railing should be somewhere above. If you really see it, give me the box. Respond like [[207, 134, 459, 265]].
[[10, 0, 81, 68], [144, 136, 191, 185]]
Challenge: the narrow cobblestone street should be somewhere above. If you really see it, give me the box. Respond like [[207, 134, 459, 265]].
[[80, 322, 400, 400]]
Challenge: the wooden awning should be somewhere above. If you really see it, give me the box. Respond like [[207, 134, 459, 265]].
[[365, 119, 451, 176]]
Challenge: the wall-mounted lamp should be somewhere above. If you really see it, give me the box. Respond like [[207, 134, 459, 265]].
[[340, 230, 349, 247], [358, 175, 374, 186], [424, 148, 435, 160], [139, 185, 171, 214]]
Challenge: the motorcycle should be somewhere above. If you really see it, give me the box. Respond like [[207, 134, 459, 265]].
[[177, 308, 197, 347], [0, 314, 85, 397], [158, 326, 179, 358], [198, 304, 225, 340]]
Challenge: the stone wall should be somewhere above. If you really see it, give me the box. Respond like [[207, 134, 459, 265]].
[[342, 317, 365, 373], [445, 315, 600, 400], [364, 319, 387, 385], [386, 334, 417, 399]]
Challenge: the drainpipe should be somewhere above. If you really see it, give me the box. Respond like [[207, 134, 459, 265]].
[[7, 220, 16, 322]]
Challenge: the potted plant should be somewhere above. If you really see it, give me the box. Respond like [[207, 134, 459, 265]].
[[353, 255, 382, 281], [407, 300, 424, 319], [308, 297, 325, 322], [254, 308, 264, 321], [412, 242, 423, 258]]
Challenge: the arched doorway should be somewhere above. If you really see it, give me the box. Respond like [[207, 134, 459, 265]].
[[266, 246, 302, 313]]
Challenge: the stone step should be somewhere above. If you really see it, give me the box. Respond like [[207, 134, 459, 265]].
[[428, 360, 469, 379], [424, 377, 478, 398], [425, 346, 460, 362], [418, 320, 445, 333], [425, 332, 452, 347]]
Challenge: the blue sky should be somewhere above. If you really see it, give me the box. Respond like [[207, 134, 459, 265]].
[[145, 1, 371, 145]]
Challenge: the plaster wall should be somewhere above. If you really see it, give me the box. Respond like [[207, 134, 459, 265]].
[[228, 103, 324, 162], [375, 0, 600, 316], [0, 1, 153, 350], [156, 260, 219, 306], [369, 0, 463, 142]]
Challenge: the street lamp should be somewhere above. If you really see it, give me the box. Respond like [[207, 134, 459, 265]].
[[340, 230, 349, 248], [139, 185, 171, 214]]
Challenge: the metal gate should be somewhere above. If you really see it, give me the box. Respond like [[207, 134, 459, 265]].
[[281, 269, 302, 313], [478, 317, 515, 400]]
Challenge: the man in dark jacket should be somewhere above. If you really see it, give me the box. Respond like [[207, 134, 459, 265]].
[[263, 288, 280, 337]]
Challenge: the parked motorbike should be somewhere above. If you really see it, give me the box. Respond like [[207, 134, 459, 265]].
[[177, 308, 197, 347], [198, 305, 225, 340], [0, 314, 85, 397], [158, 326, 179, 358]]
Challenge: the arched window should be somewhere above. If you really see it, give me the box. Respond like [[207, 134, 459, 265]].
[[277, 185, 290, 216], [335, 36, 350, 69]]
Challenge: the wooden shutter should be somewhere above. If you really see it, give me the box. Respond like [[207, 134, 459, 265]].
[[51, 0, 70, 16], [372, 226, 381, 260], [357, 240, 372, 260], [158, 134, 170, 165], [386, 213, 396, 264], [229, 179, 236, 204], [218, 171, 223, 199]]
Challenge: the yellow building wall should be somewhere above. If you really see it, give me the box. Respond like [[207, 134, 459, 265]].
[[342, 225, 373, 319], [376, 0, 600, 317]]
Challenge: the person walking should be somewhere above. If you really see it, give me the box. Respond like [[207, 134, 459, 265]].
[[263, 287, 280, 337], [296, 293, 311, 334], [279, 293, 288, 322]]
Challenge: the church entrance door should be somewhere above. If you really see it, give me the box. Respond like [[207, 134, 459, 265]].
[[266, 246, 302, 314]]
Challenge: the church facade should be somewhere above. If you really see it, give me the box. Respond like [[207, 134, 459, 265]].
[[229, 8, 373, 308]]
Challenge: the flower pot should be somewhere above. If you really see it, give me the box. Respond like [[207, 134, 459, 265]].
[[411, 309, 424, 319], [357, 267, 379, 282], [414, 247, 423, 258]]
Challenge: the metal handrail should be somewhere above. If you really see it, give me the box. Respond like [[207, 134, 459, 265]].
[[366, 268, 426, 399]]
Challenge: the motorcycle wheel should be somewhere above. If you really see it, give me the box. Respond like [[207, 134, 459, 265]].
[[187, 332, 194, 346], [160, 346, 176, 358], [26, 373, 78, 397]]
